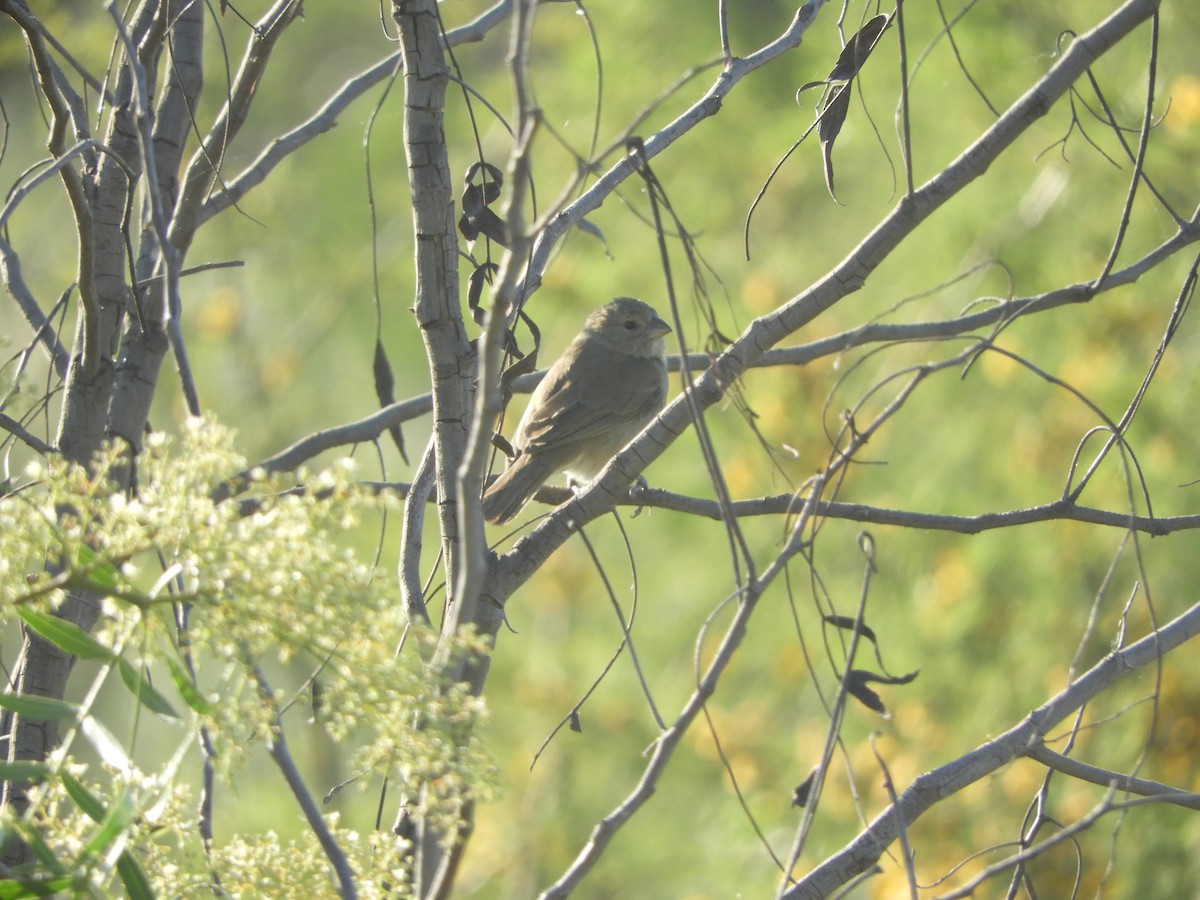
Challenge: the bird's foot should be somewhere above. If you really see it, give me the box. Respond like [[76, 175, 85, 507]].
[[628, 476, 650, 518]]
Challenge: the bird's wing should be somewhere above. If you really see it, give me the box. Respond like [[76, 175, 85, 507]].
[[518, 346, 665, 454]]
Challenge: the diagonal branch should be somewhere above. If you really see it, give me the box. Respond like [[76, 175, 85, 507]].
[[170, 0, 305, 257], [1027, 743, 1200, 811], [195, 50, 404, 230], [539, 337, 923, 898], [0, 237, 71, 377], [785, 597, 1200, 897], [191, 3, 514, 232], [524, 0, 831, 290], [250, 663, 357, 899], [490, 0, 1163, 605]]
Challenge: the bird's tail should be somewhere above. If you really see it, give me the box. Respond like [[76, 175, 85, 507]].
[[481, 456, 547, 524]]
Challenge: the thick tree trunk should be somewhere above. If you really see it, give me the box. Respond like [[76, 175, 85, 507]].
[[1, 0, 199, 863], [390, 1, 505, 894]]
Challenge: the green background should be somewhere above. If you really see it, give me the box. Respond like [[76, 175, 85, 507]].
[[4, 1, 1200, 896]]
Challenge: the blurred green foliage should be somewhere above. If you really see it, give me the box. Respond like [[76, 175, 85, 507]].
[[3, 0, 1200, 896]]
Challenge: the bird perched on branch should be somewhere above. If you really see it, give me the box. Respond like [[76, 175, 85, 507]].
[[482, 297, 672, 524]]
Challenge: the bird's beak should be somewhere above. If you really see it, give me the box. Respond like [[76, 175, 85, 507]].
[[647, 316, 672, 339]]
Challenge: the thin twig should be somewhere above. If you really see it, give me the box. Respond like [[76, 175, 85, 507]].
[[250, 663, 357, 899], [577, 526, 665, 730], [1026, 743, 1200, 811]]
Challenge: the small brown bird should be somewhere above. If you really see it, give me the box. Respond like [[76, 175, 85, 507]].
[[482, 297, 672, 524]]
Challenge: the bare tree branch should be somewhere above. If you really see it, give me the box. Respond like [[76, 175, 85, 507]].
[[251, 663, 357, 900], [0, 413, 52, 456], [1027, 743, 1200, 811], [623, 490, 1199, 534], [524, 0, 831, 291], [195, 50, 404, 230], [786, 598, 1200, 898], [0, 237, 70, 376], [170, 0, 305, 258]]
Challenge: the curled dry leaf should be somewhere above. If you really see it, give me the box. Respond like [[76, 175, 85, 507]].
[[373, 339, 408, 463], [792, 769, 816, 808], [458, 161, 507, 246], [796, 13, 893, 95], [819, 83, 853, 202], [827, 14, 892, 82], [467, 262, 499, 326], [845, 668, 919, 716], [822, 613, 878, 645], [498, 307, 541, 406]]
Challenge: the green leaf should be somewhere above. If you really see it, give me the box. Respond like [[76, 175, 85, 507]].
[[0, 694, 80, 722], [0, 876, 76, 899], [82, 791, 134, 858], [0, 761, 52, 782], [60, 771, 106, 822], [14, 823, 67, 875], [59, 778, 155, 899], [67, 547, 152, 604], [16, 608, 114, 662], [165, 657, 212, 715], [116, 852, 156, 900], [73, 545, 120, 593], [117, 659, 179, 721]]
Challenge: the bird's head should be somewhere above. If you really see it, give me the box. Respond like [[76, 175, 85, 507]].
[[586, 297, 671, 356]]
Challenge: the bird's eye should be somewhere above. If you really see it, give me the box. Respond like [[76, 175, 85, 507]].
[[623, 320, 639, 330]]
